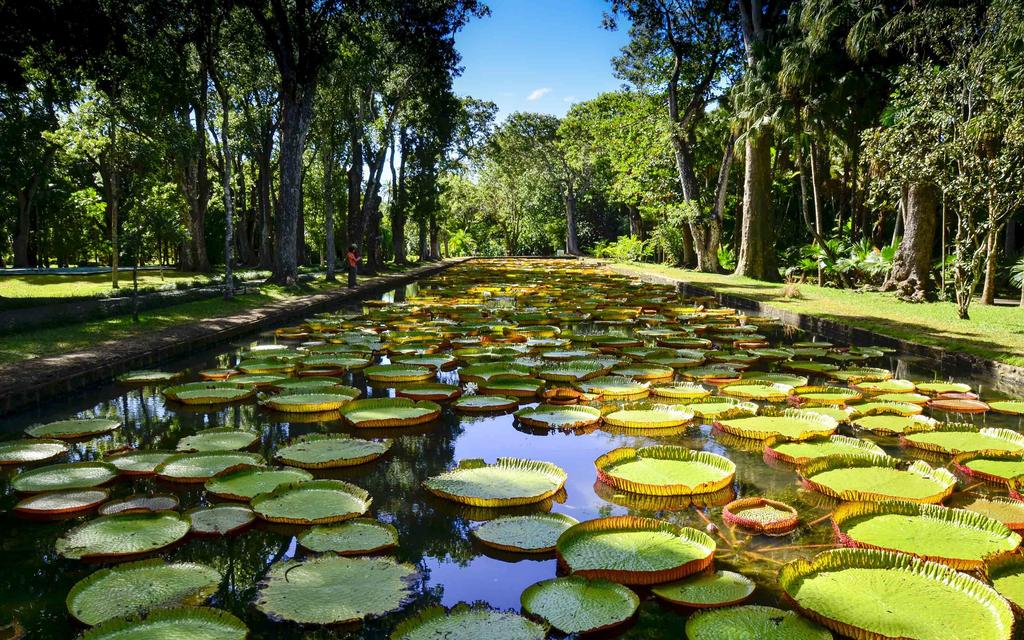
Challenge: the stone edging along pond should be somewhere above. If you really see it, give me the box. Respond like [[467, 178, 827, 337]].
[[597, 259, 1024, 389], [0, 259, 469, 416]]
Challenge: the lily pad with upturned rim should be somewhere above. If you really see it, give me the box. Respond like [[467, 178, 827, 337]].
[[251, 479, 371, 525], [390, 604, 546, 640], [205, 467, 313, 500], [764, 435, 885, 465], [953, 451, 1024, 486], [988, 554, 1024, 614], [25, 418, 120, 440], [990, 400, 1024, 416], [798, 454, 956, 504], [594, 446, 735, 496], [66, 559, 221, 625], [927, 397, 990, 414], [916, 381, 972, 396], [603, 402, 694, 430], [715, 410, 837, 442], [901, 425, 1024, 456], [103, 450, 175, 476], [259, 389, 360, 413], [423, 458, 567, 507], [719, 381, 793, 402], [953, 496, 1024, 532], [98, 494, 179, 516], [274, 434, 391, 469], [651, 570, 755, 608], [0, 439, 69, 465], [11, 461, 118, 493], [851, 413, 936, 435], [394, 382, 463, 401], [187, 504, 255, 536], [175, 428, 258, 452], [116, 370, 180, 384], [296, 518, 399, 555], [452, 394, 519, 412], [56, 511, 191, 560], [831, 500, 1021, 570], [723, 497, 799, 535], [520, 576, 638, 635], [649, 382, 711, 400], [779, 548, 1013, 640], [514, 404, 602, 430], [339, 398, 441, 428], [682, 397, 757, 420], [685, 605, 832, 640], [791, 386, 862, 406], [163, 383, 254, 405], [470, 512, 579, 553], [575, 376, 650, 398], [153, 451, 264, 483], [556, 515, 715, 585], [80, 608, 247, 640], [13, 488, 108, 517], [255, 555, 417, 625]]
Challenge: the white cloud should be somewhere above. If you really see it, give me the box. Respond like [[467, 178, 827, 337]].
[[527, 87, 551, 101], [563, 96, 576, 103]]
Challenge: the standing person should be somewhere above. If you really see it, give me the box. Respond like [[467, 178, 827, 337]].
[[346, 245, 360, 288]]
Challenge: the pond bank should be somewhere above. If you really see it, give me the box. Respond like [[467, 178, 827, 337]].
[[599, 259, 1024, 389], [0, 259, 467, 415]]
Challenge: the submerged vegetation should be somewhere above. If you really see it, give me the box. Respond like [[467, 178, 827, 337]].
[[1, 259, 1023, 638]]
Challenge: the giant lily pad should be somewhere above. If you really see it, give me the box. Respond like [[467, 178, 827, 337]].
[[80, 608, 247, 640], [595, 446, 735, 496], [66, 559, 221, 625], [154, 451, 264, 483], [990, 400, 1024, 416], [854, 379, 916, 394], [831, 500, 1020, 570], [395, 382, 463, 401], [575, 376, 650, 398], [104, 450, 175, 476], [649, 382, 711, 400], [798, 455, 956, 504], [274, 434, 391, 468], [715, 410, 837, 442], [0, 439, 69, 465], [25, 418, 120, 440], [916, 381, 972, 396], [259, 389, 359, 413], [683, 397, 757, 420], [98, 494, 179, 516], [779, 548, 1013, 640], [952, 496, 1024, 532], [791, 386, 862, 406], [478, 376, 544, 398], [116, 370, 180, 384], [364, 364, 435, 383], [452, 394, 519, 412], [685, 605, 832, 640], [764, 435, 885, 465], [460, 362, 533, 383], [651, 570, 755, 608], [520, 576, 638, 635], [471, 513, 579, 553], [828, 367, 892, 383], [556, 516, 715, 585], [255, 555, 417, 625], [988, 554, 1024, 613], [11, 461, 118, 493], [720, 381, 793, 402], [423, 458, 567, 507], [163, 383, 254, 405], [188, 504, 255, 536], [205, 467, 313, 501], [954, 451, 1024, 486], [250, 479, 371, 525], [851, 414, 936, 435], [901, 424, 1024, 456], [514, 404, 602, 430], [340, 398, 441, 428], [56, 511, 190, 560], [603, 402, 694, 430], [849, 400, 924, 417], [297, 518, 399, 555], [537, 360, 611, 382], [14, 488, 108, 517], [723, 497, 799, 535], [176, 428, 258, 453], [391, 604, 546, 640]]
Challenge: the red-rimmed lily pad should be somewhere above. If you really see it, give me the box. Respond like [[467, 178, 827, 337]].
[[296, 518, 399, 555], [471, 513, 579, 553], [851, 413, 936, 435], [798, 454, 956, 504], [594, 446, 735, 496], [273, 434, 391, 469], [25, 418, 120, 440], [11, 461, 118, 493], [0, 439, 69, 465], [952, 450, 1024, 486], [14, 488, 108, 517], [56, 511, 191, 560], [927, 397, 990, 414], [723, 497, 799, 535], [79, 607, 247, 640], [423, 458, 567, 507], [514, 404, 602, 430], [250, 479, 371, 525], [520, 575, 638, 635], [651, 570, 755, 608]]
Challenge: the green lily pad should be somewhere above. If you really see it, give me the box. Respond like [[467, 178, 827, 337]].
[[395, 382, 463, 401], [851, 414, 936, 435], [205, 467, 313, 500], [651, 570, 755, 608], [471, 513, 579, 553], [274, 434, 391, 468], [682, 397, 757, 420], [80, 608, 247, 640], [792, 386, 862, 406], [14, 488, 109, 517], [176, 428, 258, 453], [990, 400, 1024, 416], [0, 439, 69, 465], [250, 479, 371, 525], [955, 451, 1024, 485], [11, 461, 118, 493], [874, 392, 931, 404], [513, 404, 602, 430], [537, 360, 610, 382], [603, 402, 694, 430], [452, 394, 519, 412], [188, 504, 255, 536], [154, 451, 264, 483], [521, 576, 638, 634], [595, 446, 735, 496], [297, 518, 399, 555], [916, 381, 972, 395], [260, 390, 359, 412], [117, 370, 180, 384], [989, 555, 1024, 613], [423, 458, 567, 507], [799, 455, 956, 504], [56, 511, 191, 560], [25, 418, 120, 439], [798, 406, 855, 423], [832, 501, 1020, 569], [460, 362, 533, 383], [849, 400, 924, 416], [364, 364, 435, 382], [686, 605, 831, 640], [720, 381, 793, 402], [104, 450, 175, 475], [66, 559, 221, 625], [98, 494, 179, 516], [649, 382, 712, 400], [716, 410, 837, 441], [902, 425, 1024, 456], [340, 398, 441, 428], [739, 372, 809, 387], [764, 435, 885, 465], [255, 555, 417, 625], [556, 515, 715, 585], [855, 379, 916, 394], [575, 376, 650, 397], [163, 383, 254, 404], [953, 496, 1024, 531], [829, 367, 891, 382], [391, 604, 546, 640], [779, 549, 1012, 640]]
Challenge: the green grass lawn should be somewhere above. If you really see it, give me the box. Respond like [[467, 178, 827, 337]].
[[0, 270, 216, 299], [610, 261, 1024, 368]]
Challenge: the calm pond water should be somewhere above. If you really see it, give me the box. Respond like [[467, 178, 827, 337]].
[[1, 262, 1022, 639]]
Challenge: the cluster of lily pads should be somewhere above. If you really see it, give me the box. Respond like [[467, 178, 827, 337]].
[[3, 258, 1024, 639]]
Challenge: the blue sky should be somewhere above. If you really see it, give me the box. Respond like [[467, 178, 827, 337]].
[[453, 0, 630, 120]]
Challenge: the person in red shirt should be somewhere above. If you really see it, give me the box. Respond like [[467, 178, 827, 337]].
[[346, 245, 360, 288]]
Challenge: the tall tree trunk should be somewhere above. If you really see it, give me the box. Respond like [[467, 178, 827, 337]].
[[217, 84, 234, 299], [565, 185, 581, 255], [418, 217, 429, 260], [297, 179, 306, 267], [1005, 219, 1018, 261], [981, 224, 1001, 305], [429, 210, 440, 259], [681, 225, 696, 267], [346, 122, 363, 254], [13, 189, 33, 268], [627, 203, 643, 240], [735, 130, 779, 281], [274, 85, 315, 284], [257, 147, 273, 269], [391, 127, 408, 264], [322, 145, 337, 281], [882, 181, 937, 301], [810, 141, 826, 286]]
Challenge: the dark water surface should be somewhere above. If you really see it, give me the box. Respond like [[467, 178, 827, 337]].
[[1, 266, 1022, 639]]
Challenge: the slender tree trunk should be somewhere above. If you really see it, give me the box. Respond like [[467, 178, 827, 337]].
[[429, 210, 440, 259], [418, 217, 429, 260], [882, 181, 937, 301], [1004, 219, 1017, 261], [565, 185, 581, 255], [981, 224, 1002, 305], [734, 130, 779, 281], [218, 86, 234, 299], [810, 141, 825, 286], [347, 123, 363, 254], [681, 225, 696, 267], [13, 190, 33, 268], [391, 128, 408, 264], [257, 147, 273, 269], [627, 203, 643, 240], [297, 179, 306, 267], [274, 85, 315, 285], [322, 146, 337, 281]]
